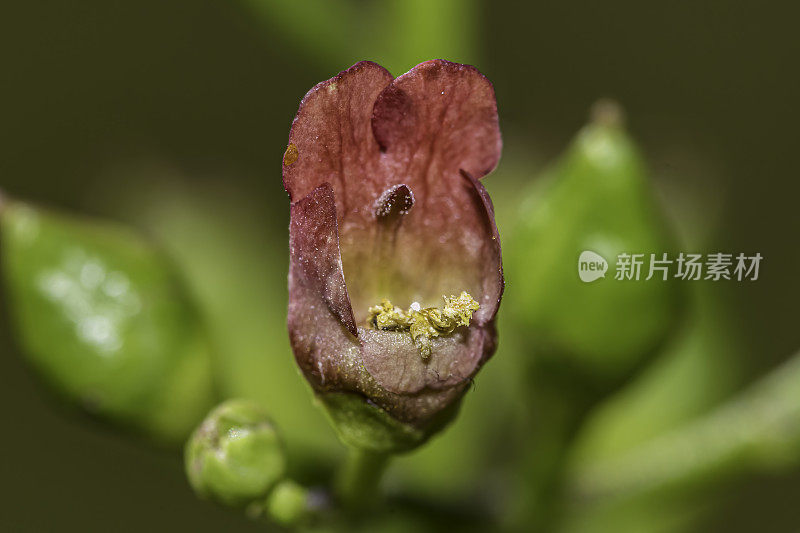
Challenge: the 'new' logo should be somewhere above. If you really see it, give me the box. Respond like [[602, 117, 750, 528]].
[[578, 251, 608, 282]]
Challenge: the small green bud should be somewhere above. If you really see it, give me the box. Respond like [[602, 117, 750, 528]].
[[264, 479, 311, 527], [507, 102, 682, 389], [0, 199, 215, 443], [185, 399, 286, 506]]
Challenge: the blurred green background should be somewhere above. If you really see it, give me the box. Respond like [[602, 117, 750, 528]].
[[1, 1, 798, 531]]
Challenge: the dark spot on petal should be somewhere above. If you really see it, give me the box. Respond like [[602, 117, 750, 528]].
[[372, 85, 414, 153], [283, 143, 299, 166], [375, 184, 415, 218]]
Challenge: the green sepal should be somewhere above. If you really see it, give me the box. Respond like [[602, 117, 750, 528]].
[[318, 392, 460, 454]]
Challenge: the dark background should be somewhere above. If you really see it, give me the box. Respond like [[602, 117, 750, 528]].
[[1, 1, 798, 531]]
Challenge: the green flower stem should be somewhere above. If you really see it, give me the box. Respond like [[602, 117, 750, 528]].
[[569, 349, 800, 499], [336, 447, 391, 510], [243, 0, 478, 74], [511, 374, 597, 532]]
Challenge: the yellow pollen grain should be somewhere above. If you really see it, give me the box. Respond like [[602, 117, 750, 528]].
[[366, 291, 480, 360]]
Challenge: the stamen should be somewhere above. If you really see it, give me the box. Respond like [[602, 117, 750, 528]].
[[367, 291, 480, 360]]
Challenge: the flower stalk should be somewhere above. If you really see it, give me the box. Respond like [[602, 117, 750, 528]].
[[336, 447, 391, 511]]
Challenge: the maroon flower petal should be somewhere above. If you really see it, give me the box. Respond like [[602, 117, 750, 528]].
[[283, 61, 503, 324], [354, 62, 503, 320], [288, 182, 357, 336], [283, 60, 393, 214], [359, 325, 491, 395], [372, 60, 502, 184], [354, 60, 501, 318], [461, 170, 504, 325]]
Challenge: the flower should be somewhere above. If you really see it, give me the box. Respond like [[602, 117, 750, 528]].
[[283, 60, 503, 450]]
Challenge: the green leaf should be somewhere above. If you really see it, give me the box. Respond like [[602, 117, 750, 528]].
[[0, 199, 216, 443], [569, 348, 800, 499]]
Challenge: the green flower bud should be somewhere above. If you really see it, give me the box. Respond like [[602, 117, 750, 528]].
[[0, 198, 216, 443], [185, 399, 286, 506], [507, 103, 682, 390], [264, 480, 312, 527]]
